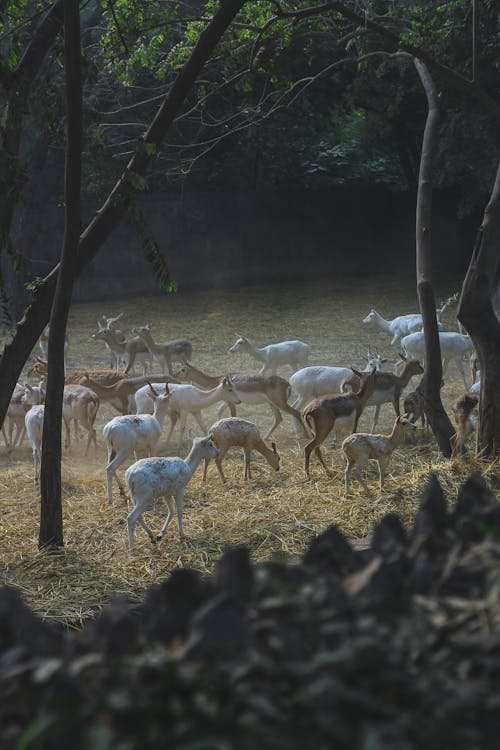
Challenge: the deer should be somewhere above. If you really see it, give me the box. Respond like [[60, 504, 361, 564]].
[[92, 327, 152, 375], [340, 356, 424, 432], [451, 393, 479, 457], [174, 361, 308, 439], [28, 357, 125, 388], [79, 373, 180, 415], [131, 324, 193, 375], [303, 367, 377, 478], [2, 381, 45, 451], [290, 352, 386, 411], [39, 326, 70, 373], [61, 385, 100, 454], [397, 331, 474, 388], [124, 432, 218, 551], [103, 385, 172, 503], [202, 417, 280, 484], [25, 404, 45, 483], [228, 336, 310, 375], [135, 378, 242, 451], [435, 292, 459, 326], [403, 381, 427, 430], [362, 309, 425, 348], [342, 417, 417, 495], [96, 313, 126, 368]]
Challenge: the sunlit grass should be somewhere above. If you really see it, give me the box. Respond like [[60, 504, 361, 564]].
[[2, 274, 494, 624]]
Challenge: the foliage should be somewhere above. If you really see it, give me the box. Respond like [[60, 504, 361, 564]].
[[1, 473, 500, 747]]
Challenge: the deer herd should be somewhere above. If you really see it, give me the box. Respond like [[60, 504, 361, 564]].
[[3, 296, 482, 550]]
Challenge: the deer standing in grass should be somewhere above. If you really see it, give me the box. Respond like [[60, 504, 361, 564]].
[[341, 356, 424, 432], [175, 361, 307, 438], [132, 324, 192, 375], [103, 385, 171, 502], [203, 417, 280, 483], [303, 368, 376, 478], [229, 336, 310, 375], [125, 432, 218, 551], [342, 417, 417, 495]]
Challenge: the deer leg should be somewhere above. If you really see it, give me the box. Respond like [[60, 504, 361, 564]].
[[263, 405, 282, 440], [63, 417, 71, 450], [304, 420, 334, 478], [371, 406, 381, 434], [243, 446, 252, 480], [106, 452, 127, 502], [193, 410, 207, 435], [165, 410, 179, 445], [354, 465, 370, 493], [344, 459, 353, 496], [215, 450, 228, 484], [127, 497, 155, 550], [157, 490, 184, 542], [279, 399, 309, 437]]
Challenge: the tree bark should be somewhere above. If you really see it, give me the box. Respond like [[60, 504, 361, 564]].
[[38, 0, 82, 548], [0, 0, 246, 433], [458, 163, 500, 456], [413, 59, 455, 456]]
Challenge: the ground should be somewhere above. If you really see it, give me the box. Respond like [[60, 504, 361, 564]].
[[1, 273, 497, 625]]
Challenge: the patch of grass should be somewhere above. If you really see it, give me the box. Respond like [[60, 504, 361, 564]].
[[1, 274, 493, 624]]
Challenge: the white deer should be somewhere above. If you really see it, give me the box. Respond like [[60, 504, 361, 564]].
[[25, 404, 46, 483], [174, 361, 307, 438], [2, 381, 45, 451], [134, 378, 241, 451], [228, 336, 310, 375], [398, 331, 474, 388], [289, 353, 386, 412], [124, 432, 218, 551], [362, 309, 424, 348], [103, 386, 171, 502]]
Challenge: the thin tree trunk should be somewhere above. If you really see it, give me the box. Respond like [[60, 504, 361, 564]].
[[413, 59, 455, 456], [0, 0, 246, 434], [458, 163, 500, 457], [39, 0, 82, 548]]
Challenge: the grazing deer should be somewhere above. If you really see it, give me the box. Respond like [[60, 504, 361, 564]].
[[203, 417, 280, 483]]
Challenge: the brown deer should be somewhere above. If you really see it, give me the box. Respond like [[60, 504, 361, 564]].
[[303, 367, 377, 478]]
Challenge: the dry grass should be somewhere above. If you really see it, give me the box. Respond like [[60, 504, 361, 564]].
[[1, 274, 498, 625]]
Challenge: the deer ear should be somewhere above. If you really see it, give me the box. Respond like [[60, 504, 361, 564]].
[[271, 441, 277, 454], [350, 367, 362, 377], [187, 428, 197, 440]]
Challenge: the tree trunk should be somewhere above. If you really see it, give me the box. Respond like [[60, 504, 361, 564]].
[[413, 59, 455, 456], [0, 0, 246, 434], [39, 0, 82, 548], [458, 162, 500, 457]]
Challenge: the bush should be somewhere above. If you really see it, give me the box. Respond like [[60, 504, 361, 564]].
[[1, 472, 500, 749]]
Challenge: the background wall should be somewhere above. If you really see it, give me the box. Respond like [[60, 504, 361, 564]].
[[16, 186, 475, 302]]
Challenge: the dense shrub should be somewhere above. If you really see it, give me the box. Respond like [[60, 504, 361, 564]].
[[1, 472, 500, 749]]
